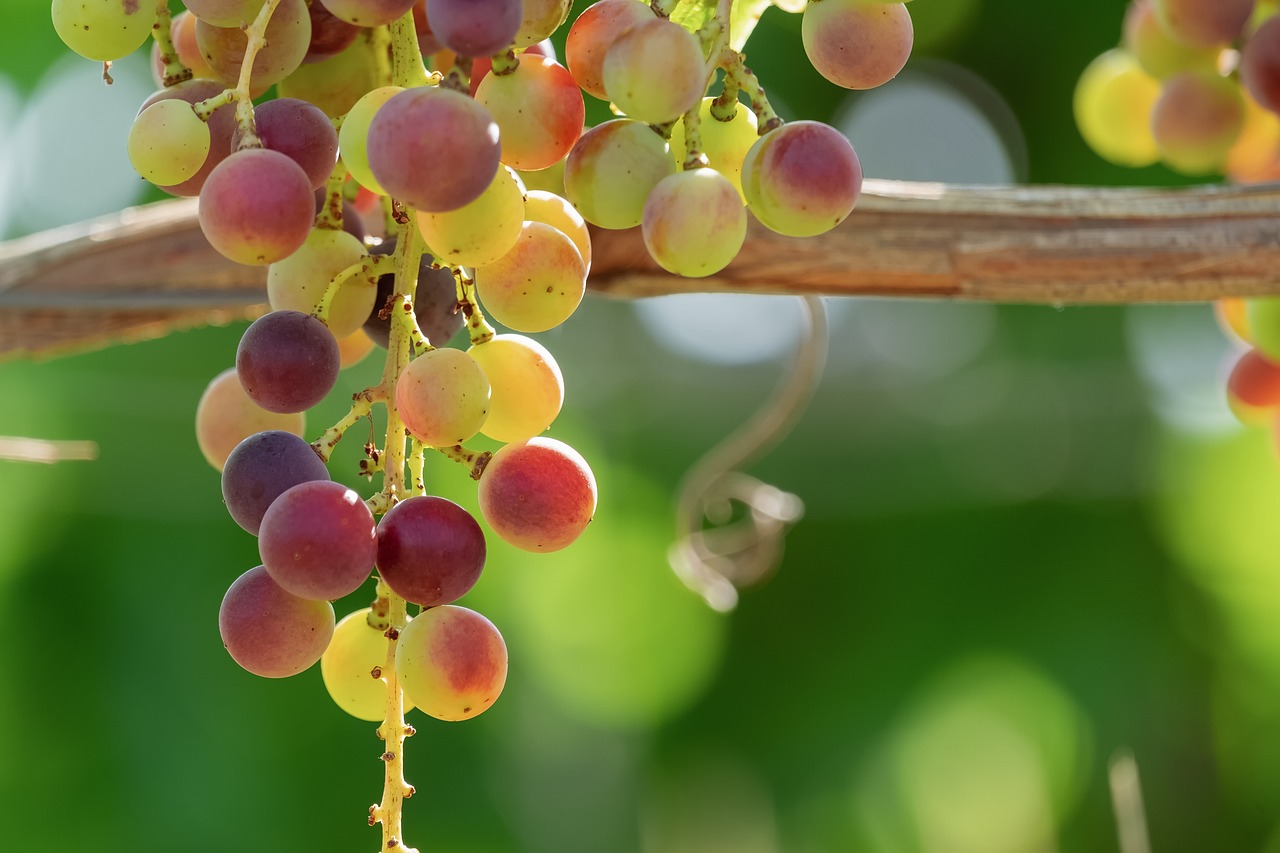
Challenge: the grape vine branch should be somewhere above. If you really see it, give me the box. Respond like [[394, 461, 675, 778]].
[[1, 179, 1277, 359]]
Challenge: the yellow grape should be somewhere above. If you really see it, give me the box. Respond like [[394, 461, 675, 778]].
[[338, 86, 404, 195], [396, 348, 491, 446], [668, 98, 760, 202], [643, 168, 746, 278], [1073, 49, 1160, 168], [267, 228, 374, 338], [128, 100, 211, 187], [469, 334, 564, 442], [322, 607, 416, 722], [416, 166, 526, 268], [475, 222, 586, 332], [395, 605, 508, 722], [52, 0, 155, 62], [523, 190, 592, 270]]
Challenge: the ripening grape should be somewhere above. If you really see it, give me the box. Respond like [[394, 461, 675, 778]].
[[668, 98, 760, 201], [1151, 71, 1244, 175], [321, 608, 415, 721], [643, 169, 746, 278], [260, 480, 378, 600], [1122, 0, 1220, 80], [1226, 92, 1280, 183], [741, 121, 863, 238], [232, 98, 339, 191], [199, 149, 316, 266], [280, 35, 383, 119], [366, 86, 502, 213], [427, 0, 523, 57], [395, 605, 508, 721], [319, 0, 415, 27], [477, 437, 597, 552], [602, 19, 707, 125], [564, 119, 676, 229], [236, 310, 341, 414], [466, 41, 553, 97], [476, 56, 585, 172], [396, 348, 491, 446], [195, 368, 306, 471], [1153, 0, 1254, 48], [196, 0, 312, 89], [305, 0, 362, 63], [802, 0, 913, 90], [524, 190, 592, 271], [267, 228, 375, 338], [469, 334, 564, 442], [566, 0, 653, 100], [376, 496, 486, 607], [1217, 297, 1254, 344], [1248, 298, 1280, 361], [475, 222, 587, 332], [221, 430, 331, 535], [339, 86, 404, 195], [1227, 348, 1280, 424], [1073, 49, 1161, 168], [140, 79, 237, 197], [219, 566, 335, 678], [336, 330, 376, 368], [52, 0, 156, 62], [1242, 17, 1280, 116], [415, 166, 526, 268], [128, 100, 211, 187], [363, 244, 464, 349], [515, 0, 572, 48], [185, 0, 266, 28]]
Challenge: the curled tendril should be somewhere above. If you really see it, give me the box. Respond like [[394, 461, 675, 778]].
[[669, 295, 830, 611]]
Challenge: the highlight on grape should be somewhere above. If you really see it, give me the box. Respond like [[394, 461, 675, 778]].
[[1073, 0, 1280, 456], [50, 0, 913, 849]]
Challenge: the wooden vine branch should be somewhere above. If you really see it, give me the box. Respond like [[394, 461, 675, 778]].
[[1, 179, 1278, 360]]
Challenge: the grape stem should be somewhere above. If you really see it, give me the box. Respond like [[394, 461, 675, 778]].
[[651, 0, 678, 19], [312, 393, 375, 463], [316, 160, 352, 231], [490, 49, 520, 76], [312, 255, 388, 326], [229, 0, 284, 149], [369, 580, 418, 853], [456, 272, 495, 346], [152, 1, 192, 88], [720, 53, 782, 134], [435, 444, 493, 481]]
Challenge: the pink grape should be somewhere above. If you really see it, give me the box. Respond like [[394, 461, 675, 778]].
[[260, 480, 378, 600], [426, 0, 522, 57], [151, 11, 217, 85], [196, 0, 312, 89], [366, 86, 501, 213], [465, 40, 552, 98], [642, 168, 747, 278], [474, 221, 587, 332], [221, 430, 331, 535], [1151, 71, 1245, 174], [304, 0, 361, 63], [564, 119, 676, 229], [477, 437, 597, 552], [1243, 17, 1280, 116], [395, 347, 491, 446], [802, 0, 913, 90], [566, 0, 653, 100], [236, 310, 341, 414], [195, 367, 306, 471], [1123, 0, 1220, 80], [1153, 0, 1254, 48], [602, 19, 707, 124], [219, 565, 335, 678], [232, 98, 339, 191], [395, 605, 508, 721], [476, 56, 585, 172], [741, 120, 864, 238], [376, 496, 486, 607], [198, 148, 316, 266], [1228, 348, 1280, 423]]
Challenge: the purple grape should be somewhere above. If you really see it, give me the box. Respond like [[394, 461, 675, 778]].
[[236, 310, 340, 414], [233, 98, 339, 190], [221, 430, 331, 535], [364, 239, 462, 348], [376, 496, 486, 607], [305, 0, 361, 63], [426, 0, 522, 57], [219, 565, 335, 678], [260, 480, 378, 600]]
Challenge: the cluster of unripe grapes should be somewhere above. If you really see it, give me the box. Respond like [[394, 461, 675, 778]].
[[51, 0, 913, 845], [1074, 1, 1280, 453]]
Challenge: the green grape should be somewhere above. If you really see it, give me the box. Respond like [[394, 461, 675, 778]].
[[338, 86, 404, 195], [395, 348, 491, 447], [668, 97, 760, 202], [415, 166, 526, 268], [475, 222, 587, 332], [279, 36, 383, 119], [642, 168, 746, 278], [267, 228, 374, 338], [602, 19, 707, 124], [564, 119, 676, 229], [1073, 49, 1161, 168], [127, 100, 211, 187], [524, 190, 592, 271], [395, 605, 508, 721], [322, 607, 416, 722], [469, 334, 564, 442], [1247, 299, 1280, 362], [52, 0, 156, 62], [1122, 0, 1219, 80]]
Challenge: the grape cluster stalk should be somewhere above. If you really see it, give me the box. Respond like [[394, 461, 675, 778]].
[[1074, 0, 1280, 455], [50, 0, 915, 848]]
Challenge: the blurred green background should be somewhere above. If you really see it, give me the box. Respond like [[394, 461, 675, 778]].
[[2, 0, 1279, 850]]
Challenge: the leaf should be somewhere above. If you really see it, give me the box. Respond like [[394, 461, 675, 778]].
[[731, 0, 775, 50], [670, 0, 717, 33]]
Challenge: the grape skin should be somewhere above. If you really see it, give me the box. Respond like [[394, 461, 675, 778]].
[[668, 98, 760, 201], [199, 149, 317, 267], [514, 0, 572, 49], [196, 0, 312, 89], [221, 430, 331, 535], [52, 0, 156, 62], [1153, 0, 1254, 48], [602, 19, 707, 125], [195, 368, 306, 471], [322, 608, 416, 721], [524, 190, 592, 271], [469, 334, 565, 442], [267, 228, 374, 338], [395, 348, 491, 446], [475, 56, 585, 172], [1122, 0, 1219, 81], [363, 244, 463, 349], [395, 605, 508, 721], [232, 98, 339, 191], [219, 565, 335, 678], [566, 0, 654, 100], [564, 119, 676, 229], [1227, 349, 1280, 424], [151, 11, 218, 85], [185, 0, 266, 28], [141, 79, 237, 197], [1242, 17, 1280, 117], [339, 86, 404, 195], [1073, 49, 1161, 168], [426, 0, 523, 57], [128, 100, 211, 187], [319, 0, 415, 28], [1151, 71, 1244, 175], [1247, 298, 1280, 362], [802, 0, 913, 91], [475, 222, 587, 333], [642, 168, 746, 279], [236, 310, 341, 414], [477, 437, 597, 553], [741, 121, 864, 238], [304, 0, 362, 63], [376, 496, 487, 607], [415, 166, 526, 268], [260, 481, 378, 600]]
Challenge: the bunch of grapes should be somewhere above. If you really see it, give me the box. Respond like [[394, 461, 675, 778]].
[[1075, 0, 1280, 449], [51, 0, 913, 847]]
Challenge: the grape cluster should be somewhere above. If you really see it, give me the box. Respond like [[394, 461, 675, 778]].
[[52, 0, 913, 847], [1074, 2, 1280, 450]]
